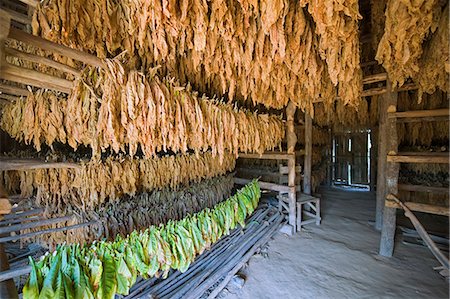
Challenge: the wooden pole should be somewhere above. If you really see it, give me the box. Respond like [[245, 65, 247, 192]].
[[0, 12, 18, 299], [0, 63, 73, 93], [8, 27, 104, 68], [303, 112, 312, 195], [0, 184, 18, 298], [327, 128, 333, 186], [369, 126, 377, 192], [286, 101, 297, 232], [0, 10, 11, 71], [375, 96, 387, 230], [5, 47, 81, 76], [379, 80, 399, 257]]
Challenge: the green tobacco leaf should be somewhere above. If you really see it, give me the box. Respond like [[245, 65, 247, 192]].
[[96, 252, 117, 299], [87, 254, 102, 291], [62, 272, 75, 299], [24, 182, 259, 299], [23, 257, 41, 299], [38, 253, 61, 299], [54, 269, 65, 299], [116, 257, 132, 295], [73, 259, 94, 299]]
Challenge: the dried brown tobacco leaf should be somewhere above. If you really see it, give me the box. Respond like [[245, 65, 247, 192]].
[[1, 151, 236, 215], [32, 0, 343, 110], [1, 60, 284, 160], [376, 0, 442, 88]]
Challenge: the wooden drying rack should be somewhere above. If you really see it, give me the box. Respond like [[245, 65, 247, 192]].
[[0, 9, 104, 99], [377, 79, 449, 257]]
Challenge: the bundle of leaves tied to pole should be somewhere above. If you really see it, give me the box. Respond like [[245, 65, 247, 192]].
[[23, 180, 261, 299]]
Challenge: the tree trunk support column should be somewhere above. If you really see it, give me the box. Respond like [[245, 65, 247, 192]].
[[379, 80, 399, 257], [286, 102, 297, 232], [375, 95, 387, 230], [303, 112, 312, 195]]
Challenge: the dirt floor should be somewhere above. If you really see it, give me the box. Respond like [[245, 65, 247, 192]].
[[224, 188, 449, 299]]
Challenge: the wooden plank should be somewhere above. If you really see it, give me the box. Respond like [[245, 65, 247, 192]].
[[303, 112, 312, 195], [0, 63, 73, 93], [5, 47, 81, 76], [234, 178, 292, 193], [0, 215, 73, 234], [362, 87, 386, 97], [279, 165, 301, 174], [396, 151, 449, 157], [362, 73, 387, 85], [236, 167, 283, 178], [387, 155, 449, 164], [386, 200, 449, 216], [0, 94, 18, 102], [2, 7, 30, 24], [16, 0, 38, 8], [389, 109, 449, 119], [398, 184, 449, 194], [396, 116, 449, 123], [0, 266, 31, 283], [8, 27, 104, 68], [0, 159, 80, 171], [0, 82, 28, 96], [238, 152, 294, 160], [0, 220, 97, 242]]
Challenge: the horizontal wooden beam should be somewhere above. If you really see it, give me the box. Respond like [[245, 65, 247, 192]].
[[8, 27, 104, 68], [238, 151, 294, 161], [361, 61, 378, 68], [0, 159, 80, 171], [398, 184, 449, 194], [0, 63, 73, 93], [387, 154, 449, 164], [362, 73, 387, 85], [0, 215, 73, 234], [0, 220, 97, 242], [236, 167, 283, 178], [397, 151, 449, 157], [16, 0, 38, 8], [361, 87, 386, 97], [0, 82, 29, 96], [0, 94, 19, 102], [5, 47, 81, 76], [234, 178, 293, 193], [0, 266, 31, 283], [389, 109, 449, 119], [2, 7, 30, 25], [396, 116, 449, 123], [385, 200, 449, 216]]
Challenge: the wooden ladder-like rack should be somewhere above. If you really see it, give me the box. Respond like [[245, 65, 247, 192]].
[[0, 8, 104, 100]]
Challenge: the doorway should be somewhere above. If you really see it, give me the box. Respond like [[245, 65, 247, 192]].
[[332, 130, 371, 189]]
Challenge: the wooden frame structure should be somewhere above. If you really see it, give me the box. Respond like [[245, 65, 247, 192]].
[[378, 80, 449, 257], [235, 103, 315, 234]]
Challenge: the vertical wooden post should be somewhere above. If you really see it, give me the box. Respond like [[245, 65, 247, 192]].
[[0, 184, 18, 299], [0, 12, 18, 299], [303, 112, 312, 195], [327, 128, 333, 186], [375, 96, 387, 230], [379, 80, 399, 257], [286, 102, 297, 232], [370, 126, 378, 191], [0, 10, 11, 69]]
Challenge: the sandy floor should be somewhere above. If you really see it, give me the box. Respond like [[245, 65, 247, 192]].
[[225, 188, 449, 299]]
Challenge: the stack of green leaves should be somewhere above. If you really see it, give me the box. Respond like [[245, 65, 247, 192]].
[[23, 180, 260, 299]]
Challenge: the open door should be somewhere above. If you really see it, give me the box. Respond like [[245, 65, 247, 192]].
[[332, 130, 371, 189]]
